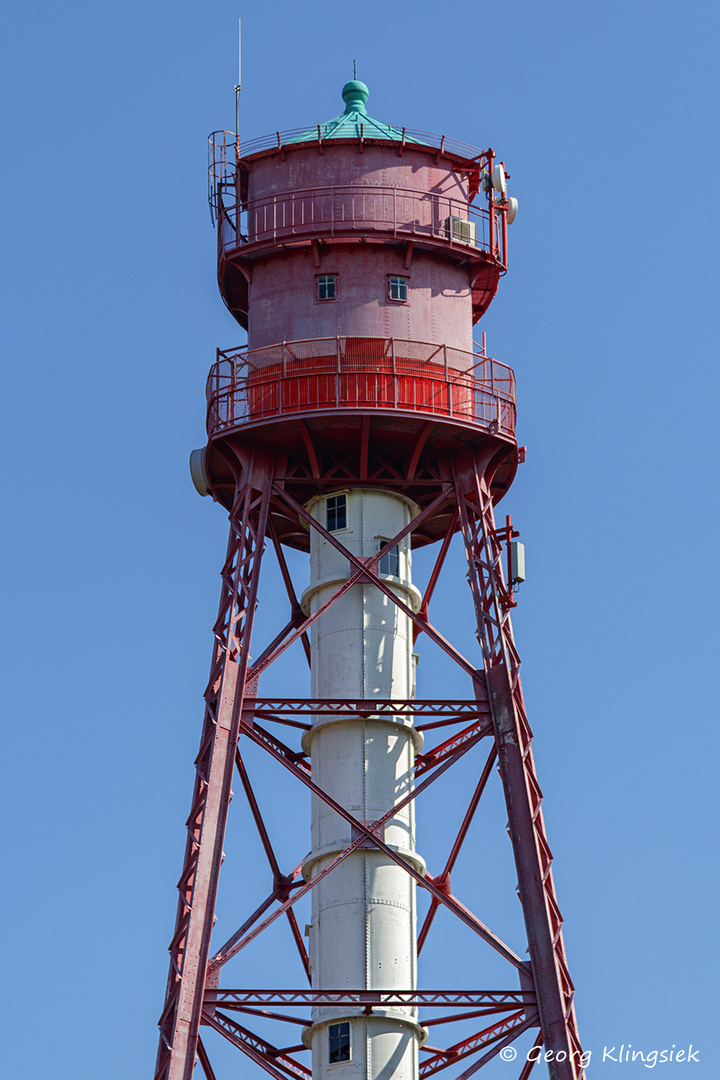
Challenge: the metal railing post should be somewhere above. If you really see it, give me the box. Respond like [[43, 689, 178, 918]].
[[280, 342, 286, 418], [391, 338, 398, 408], [488, 151, 495, 257], [445, 345, 453, 418], [336, 336, 341, 407]]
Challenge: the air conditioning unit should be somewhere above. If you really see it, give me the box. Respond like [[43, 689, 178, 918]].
[[444, 216, 476, 245]]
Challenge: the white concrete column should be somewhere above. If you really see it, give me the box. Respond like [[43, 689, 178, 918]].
[[300, 489, 425, 1080]]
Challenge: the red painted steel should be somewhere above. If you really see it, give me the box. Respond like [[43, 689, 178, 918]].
[[211, 128, 508, 340], [155, 468, 272, 1080], [417, 748, 497, 957], [206, 991, 533, 1009], [453, 457, 583, 1073], [209, 128, 496, 181], [155, 472, 585, 1078], [218, 186, 496, 258], [419, 1010, 530, 1077], [206, 338, 515, 440], [154, 85, 584, 1080]]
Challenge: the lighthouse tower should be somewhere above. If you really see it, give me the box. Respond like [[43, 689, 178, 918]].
[[155, 82, 585, 1080]]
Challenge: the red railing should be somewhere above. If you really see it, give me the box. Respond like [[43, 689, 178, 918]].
[[208, 132, 506, 268], [209, 129, 488, 199], [216, 184, 498, 261], [208, 131, 237, 223], [206, 337, 516, 439]]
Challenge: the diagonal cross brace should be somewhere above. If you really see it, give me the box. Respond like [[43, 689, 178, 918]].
[[202, 1011, 307, 1080], [209, 717, 525, 974], [259, 483, 480, 682]]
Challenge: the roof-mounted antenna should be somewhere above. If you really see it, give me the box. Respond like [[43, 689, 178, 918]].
[[235, 18, 242, 158], [353, 58, 357, 79]]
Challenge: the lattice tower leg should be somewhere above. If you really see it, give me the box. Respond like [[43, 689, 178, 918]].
[[454, 456, 584, 1080], [154, 466, 272, 1080]]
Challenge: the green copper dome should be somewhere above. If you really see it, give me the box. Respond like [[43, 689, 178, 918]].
[[287, 81, 416, 145]]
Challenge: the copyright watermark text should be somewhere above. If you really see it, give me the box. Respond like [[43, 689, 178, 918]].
[[499, 1043, 700, 1069]]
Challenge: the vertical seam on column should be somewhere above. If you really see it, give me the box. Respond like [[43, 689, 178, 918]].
[[361, 492, 367, 699], [362, 577, 367, 698], [363, 720, 369, 994]]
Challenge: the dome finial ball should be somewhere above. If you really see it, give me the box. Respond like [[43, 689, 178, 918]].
[[341, 80, 369, 113]]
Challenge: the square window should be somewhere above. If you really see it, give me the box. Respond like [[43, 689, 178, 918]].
[[329, 1022, 351, 1064], [318, 274, 336, 300], [389, 275, 408, 302], [326, 493, 347, 532], [378, 540, 400, 576]]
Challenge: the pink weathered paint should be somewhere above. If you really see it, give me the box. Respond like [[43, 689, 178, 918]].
[[247, 249, 470, 354], [245, 144, 474, 355], [248, 144, 469, 204]]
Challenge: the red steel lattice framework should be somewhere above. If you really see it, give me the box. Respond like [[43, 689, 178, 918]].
[[154, 442, 585, 1080]]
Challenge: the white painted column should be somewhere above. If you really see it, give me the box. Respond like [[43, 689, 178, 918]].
[[300, 489, 425, 1080]]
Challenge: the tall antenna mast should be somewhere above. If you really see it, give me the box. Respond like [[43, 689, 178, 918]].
[[235, 18, 241, 156]]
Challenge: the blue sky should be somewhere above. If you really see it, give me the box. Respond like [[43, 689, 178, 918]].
[[2, 1, 718, 1077]]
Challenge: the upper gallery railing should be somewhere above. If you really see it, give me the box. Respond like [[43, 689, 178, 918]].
[[216, 185, 497, 259], [209, 127, 490, 209], [207, 131, 505, 267]]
